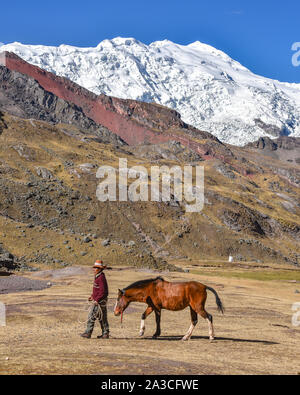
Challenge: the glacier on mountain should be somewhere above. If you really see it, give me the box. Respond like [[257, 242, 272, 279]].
[[1, 37, 300, 146]]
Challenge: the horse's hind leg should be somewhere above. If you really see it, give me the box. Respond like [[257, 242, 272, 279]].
[[198, 308, 214, 341], [140, 306, 153, 336], [182, 307, 198, 341]]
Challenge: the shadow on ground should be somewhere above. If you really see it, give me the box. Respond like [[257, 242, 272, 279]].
[[137, 335, 279, 344]]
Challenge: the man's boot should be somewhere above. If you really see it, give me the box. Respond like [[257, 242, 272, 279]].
[[80, 332, 92, 338], [97, 333, 109, 339]]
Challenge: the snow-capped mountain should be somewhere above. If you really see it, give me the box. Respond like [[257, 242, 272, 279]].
[[1, 37, 300, 146]]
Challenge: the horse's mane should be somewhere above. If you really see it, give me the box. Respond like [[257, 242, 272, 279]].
[[123, 276, 164, 291]]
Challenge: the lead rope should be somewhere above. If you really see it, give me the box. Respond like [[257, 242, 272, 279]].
[[77, 300, 106, 326], [120, 309, 130, 339], [79, 299, 132, 339]]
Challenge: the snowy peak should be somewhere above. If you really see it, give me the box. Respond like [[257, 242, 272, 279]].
[[1, 38, 300, 145]]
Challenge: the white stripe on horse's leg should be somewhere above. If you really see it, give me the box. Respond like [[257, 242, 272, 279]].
[[140, 306, 153, 336], [182, 322, 195, 341], [206, 318, 214, 340], [139, 319, 145, 336]]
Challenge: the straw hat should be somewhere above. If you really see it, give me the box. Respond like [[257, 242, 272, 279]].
[[92, 260, 107, 269]]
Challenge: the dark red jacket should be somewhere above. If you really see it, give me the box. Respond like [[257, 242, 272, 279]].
[[91, 272, 108, 302]]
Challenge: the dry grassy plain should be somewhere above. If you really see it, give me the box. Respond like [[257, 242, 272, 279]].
[[0, 261, 300, 375]]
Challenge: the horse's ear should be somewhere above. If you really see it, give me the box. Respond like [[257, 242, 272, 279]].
[[118, 289, 125, 296]]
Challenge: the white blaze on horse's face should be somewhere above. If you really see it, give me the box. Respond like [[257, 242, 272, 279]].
[[114, 299, 119, 315], [114, 297, 121, 316], [114, 289, 129, 316]]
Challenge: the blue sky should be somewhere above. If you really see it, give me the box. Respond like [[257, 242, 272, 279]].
[[1, 0, 300, 83]]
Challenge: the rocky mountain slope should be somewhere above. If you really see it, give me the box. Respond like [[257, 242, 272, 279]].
[[0, 65, 125, 147], [0, 57, 299, 271], [246, 136, 300, 164], [0, 51, 233, 163], [1, 38, 300, 145]]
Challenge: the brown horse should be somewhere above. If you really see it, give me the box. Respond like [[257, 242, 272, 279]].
[[114, 276, 224, 341]]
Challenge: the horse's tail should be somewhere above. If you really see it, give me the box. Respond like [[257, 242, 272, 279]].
[[206, 286, 225, 314]]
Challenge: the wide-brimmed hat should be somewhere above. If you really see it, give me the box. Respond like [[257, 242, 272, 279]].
[[92, 260, 107, 269]]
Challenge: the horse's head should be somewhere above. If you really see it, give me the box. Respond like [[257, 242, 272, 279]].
[[114, 289, 130, 316]]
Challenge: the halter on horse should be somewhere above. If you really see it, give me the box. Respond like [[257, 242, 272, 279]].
[[114, 276, 224, 341]]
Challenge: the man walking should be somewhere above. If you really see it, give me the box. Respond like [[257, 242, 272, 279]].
[[80, 260, 110, 339]]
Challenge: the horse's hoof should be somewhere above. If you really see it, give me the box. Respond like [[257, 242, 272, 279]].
[[209, 337, 215, 342], [152, 334, 159, 339], [181, 336, 189, 341], [139, 331, 144, 337]]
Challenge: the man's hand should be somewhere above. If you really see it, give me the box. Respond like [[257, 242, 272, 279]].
[[88, 296, 92, 301], [93, 300, 98, 305]]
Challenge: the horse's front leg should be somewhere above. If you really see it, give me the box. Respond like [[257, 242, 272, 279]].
[[152, 309, 161, 338], [140, 306, 153, 336]]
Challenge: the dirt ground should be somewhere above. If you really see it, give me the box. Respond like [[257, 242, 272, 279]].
[[0, 262, 300, 375]]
